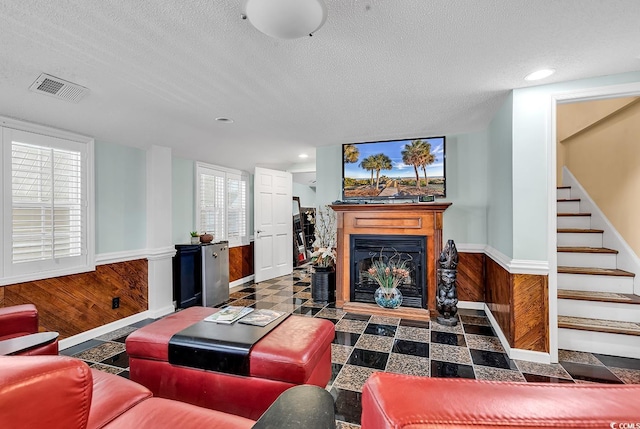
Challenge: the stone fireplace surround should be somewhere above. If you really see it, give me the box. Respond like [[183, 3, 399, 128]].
[[330, 203, 451, 320]]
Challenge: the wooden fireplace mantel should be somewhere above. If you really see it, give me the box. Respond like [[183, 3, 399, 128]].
[[330, 202, 452, 319]]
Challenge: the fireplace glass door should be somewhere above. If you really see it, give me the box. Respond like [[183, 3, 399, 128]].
[[350, 235, 427, 308]]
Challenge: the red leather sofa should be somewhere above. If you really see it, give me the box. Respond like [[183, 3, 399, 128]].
[[0, 304, 58, 355], [0, 355, 334, 429], [126, 306, 334, 420], [362, 372, 640, 428]]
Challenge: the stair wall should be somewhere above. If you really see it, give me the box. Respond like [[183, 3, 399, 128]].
[[563, 167, 640, 294]]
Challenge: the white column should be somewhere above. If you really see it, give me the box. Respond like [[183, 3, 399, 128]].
[[146, 145, 176, 317]]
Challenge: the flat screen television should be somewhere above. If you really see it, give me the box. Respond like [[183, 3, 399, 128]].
[[342, 136, 446, 200]]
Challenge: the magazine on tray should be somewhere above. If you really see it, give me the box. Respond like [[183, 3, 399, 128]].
[[238, 309, 285, 327], [204, 306, 253, 324]]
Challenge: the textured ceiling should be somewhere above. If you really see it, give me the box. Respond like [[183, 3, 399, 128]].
[[1, 1, 639, 173]]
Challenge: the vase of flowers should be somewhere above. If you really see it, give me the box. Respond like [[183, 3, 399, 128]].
[[310, 206, 337, 302], [364, 251, 410, 309]]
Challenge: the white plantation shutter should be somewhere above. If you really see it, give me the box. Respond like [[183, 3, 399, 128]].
[[198, 169, 225, 240], [196, 163, 249, 247], [2, 123, 93, 283], [227, 173, 247, 243], [12, 143, 83, 263]]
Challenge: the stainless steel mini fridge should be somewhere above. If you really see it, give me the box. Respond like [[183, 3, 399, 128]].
[[201, 241, 230, 307]]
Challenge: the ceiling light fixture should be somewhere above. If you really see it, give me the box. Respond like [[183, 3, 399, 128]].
[[242, 0, 327, 39], [215, 117, 234, 123], [299, 154, 309, 158], [524, 69, 556, 81]]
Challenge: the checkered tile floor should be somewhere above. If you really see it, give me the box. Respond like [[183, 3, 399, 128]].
[[61, 267, 640, 428]]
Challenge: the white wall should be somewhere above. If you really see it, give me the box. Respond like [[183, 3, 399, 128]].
[[95, 141, 146, 254]]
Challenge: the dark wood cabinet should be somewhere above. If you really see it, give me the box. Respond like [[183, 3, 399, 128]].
[[173, 244, 202, 309]]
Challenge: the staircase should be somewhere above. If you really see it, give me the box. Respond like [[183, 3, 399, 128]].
[[556, 186, 640, 359]]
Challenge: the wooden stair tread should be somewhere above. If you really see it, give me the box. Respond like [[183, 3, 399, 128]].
[[557, 246, 618, 254], [558, 315, 640, 336], [557, 228, 604, 233], [557, 198, 580, 202], [558, 266, 635, 277], [557, 212, 591, 217], [558, 289, 640, 304]]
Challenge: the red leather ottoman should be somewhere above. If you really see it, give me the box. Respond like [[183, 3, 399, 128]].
[[126, 306, 334, 420]]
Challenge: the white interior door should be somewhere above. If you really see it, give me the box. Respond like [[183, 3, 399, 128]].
[[254, 167, 292, 283]]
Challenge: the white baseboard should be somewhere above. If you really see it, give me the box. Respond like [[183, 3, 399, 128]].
[[483, 304, 511, 354], [458, 300, 484, 310], [59, 311, 153, 350], [509, 348, 551, 364], [230, 275, 255, 289], [483, 304, 550, 364], [147, 304, 175, 319]]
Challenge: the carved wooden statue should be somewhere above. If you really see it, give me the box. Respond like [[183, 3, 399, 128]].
[[436, 239, 459, 326]]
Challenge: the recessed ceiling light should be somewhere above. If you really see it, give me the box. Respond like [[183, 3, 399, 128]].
[[299, 154, 309, 159], [524, 69, 556, 81], [215, 117, 234, 123]]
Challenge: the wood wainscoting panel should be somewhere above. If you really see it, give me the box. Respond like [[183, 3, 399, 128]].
[[1, 259, 148, 339], [457, 252, 485, 302], [229, 242, 254, 283], [512, 274, 549, 352], [484, 255, 549, 353], [484, 257, 513, 345]]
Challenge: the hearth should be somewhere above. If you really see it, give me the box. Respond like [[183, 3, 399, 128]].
[[350, 235, 426, 308]]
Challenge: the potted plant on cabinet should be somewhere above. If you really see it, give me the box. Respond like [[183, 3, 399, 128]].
[[190, 231, 199, 244], [310, 206, 337, 303]]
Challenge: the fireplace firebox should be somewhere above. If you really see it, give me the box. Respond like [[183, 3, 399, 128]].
[[350, 235, 427, 308]]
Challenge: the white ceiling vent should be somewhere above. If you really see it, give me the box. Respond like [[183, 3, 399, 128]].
[[29, 73, 89, 103]]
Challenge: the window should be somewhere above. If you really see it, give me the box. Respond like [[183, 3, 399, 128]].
[[196, 163, 249, 247], [1, 119, 94, 284]]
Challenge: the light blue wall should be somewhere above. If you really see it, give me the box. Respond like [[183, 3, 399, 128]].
[[443, 131, 489, 245], [293, 182, 317, 208], [95, 141, 146, 253], [172, 157, 195, 244], [315, 145, 342, 206], [511, 71, 640, 261], [486, 93, 514, 257], [316, 134, 493, 246], [170, 158, 255, 244]]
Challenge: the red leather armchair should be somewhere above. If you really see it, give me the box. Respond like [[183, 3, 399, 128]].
[[0, 355, 335, 429], [0, 304, 58, 355], [362, 372, 640, 428]]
